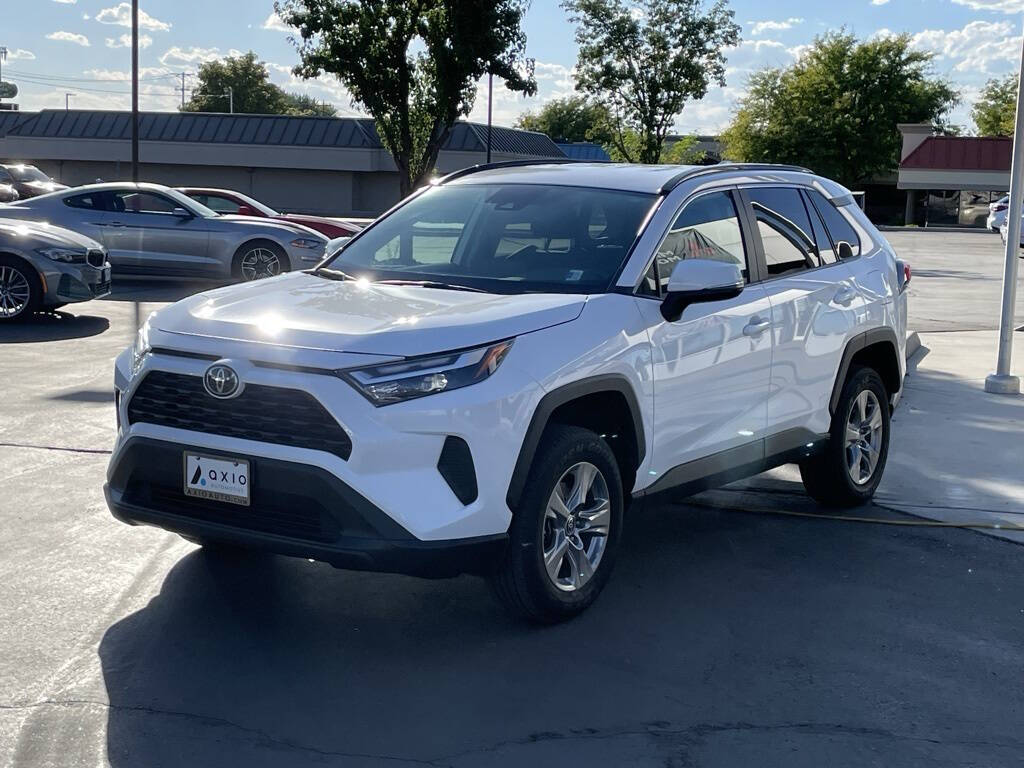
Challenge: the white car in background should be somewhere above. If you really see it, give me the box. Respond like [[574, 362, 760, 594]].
[[987, 195, 1009, 231], [0, 183, 328, 281]]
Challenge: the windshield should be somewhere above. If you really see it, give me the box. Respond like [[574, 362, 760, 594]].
[[324, 183, 656, 294], [7, 165, 51, 183]]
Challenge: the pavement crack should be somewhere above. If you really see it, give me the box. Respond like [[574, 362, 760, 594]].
[[0, 441, 111, 455], [0, 697, 443, 766]]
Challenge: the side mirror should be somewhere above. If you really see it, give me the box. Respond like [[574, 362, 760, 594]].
[[836, 241, 854, 260], [660, 259, 744, 322], [171, 207, 193, 219]]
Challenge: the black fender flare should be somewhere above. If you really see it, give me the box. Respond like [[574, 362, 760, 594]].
[[829, 327, 901, 414], [505, 374, 646, 511]]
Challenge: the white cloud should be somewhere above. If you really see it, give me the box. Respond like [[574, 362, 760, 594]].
[[262, 12, 294, 33], [53, 0, 77, 4], [6, 49, 36, 60], [96, 3, 171, 32], [740, 39, 788, 53], [46, 31, 90, 46], [748, 18, 804, 36], [912, 21, 1021, 73], [105, 33, 152, 49], [950, 0, 1024, 12], [159, 46, 224, 66], [871, 0, 890, 5]]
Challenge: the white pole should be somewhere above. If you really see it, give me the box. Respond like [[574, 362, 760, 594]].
[[985, 28, 1024, 394]]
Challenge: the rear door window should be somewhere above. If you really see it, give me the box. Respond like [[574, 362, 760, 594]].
[[747, 187, 821, 276], [65, 193, 103, 210]]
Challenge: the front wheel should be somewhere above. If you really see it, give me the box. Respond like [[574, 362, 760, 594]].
[[0, 256, 41, 322], [234, 242, 289, 282], [800, 366, 891, 507], [491, 425, 624, 623]]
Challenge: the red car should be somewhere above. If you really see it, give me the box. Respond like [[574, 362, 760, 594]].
[[177, 188, 365, 239]]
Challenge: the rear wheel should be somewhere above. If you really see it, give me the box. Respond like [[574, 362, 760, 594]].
[[233, 241, 289, 282], [492, 425, 623, 623], [800, 366, 890, 507], [0, 255, 41, 322]]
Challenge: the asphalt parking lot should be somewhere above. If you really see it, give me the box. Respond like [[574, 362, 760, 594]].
[[1, 231, 1022, 767]]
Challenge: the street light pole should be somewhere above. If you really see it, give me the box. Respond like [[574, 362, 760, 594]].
[[486, 73, 493, 164], [985, 27, 1024, 394], [131, 0, 140, 183]]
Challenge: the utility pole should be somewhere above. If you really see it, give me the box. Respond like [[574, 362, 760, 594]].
[[985, 26, 1024, 394], [228, 86, 234, 114], [180, 72, 186, 109], [486, 73, 493, 164], [131, 0, 139, 183], [65, 93, 73, 110], [0, 46, 7, 106]]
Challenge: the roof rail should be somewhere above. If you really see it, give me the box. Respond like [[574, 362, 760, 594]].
[[435, 158, 579, 185], [659, 163, 813, 193]]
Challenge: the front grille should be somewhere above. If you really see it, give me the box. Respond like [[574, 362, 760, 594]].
[[91, 280, 111, 296], [87, 249, 106, 268], [127, 371, 353, 460]]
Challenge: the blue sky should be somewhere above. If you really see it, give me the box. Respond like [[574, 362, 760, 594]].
[[3, 0, 1022, 133]]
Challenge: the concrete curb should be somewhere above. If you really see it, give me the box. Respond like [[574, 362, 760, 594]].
[[906, 331, 921, 360], [878, 226, 997, 234]]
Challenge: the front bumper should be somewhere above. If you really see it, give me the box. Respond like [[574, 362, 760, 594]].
[[45, 259, 111, 305], [106, 437, 507, 577]]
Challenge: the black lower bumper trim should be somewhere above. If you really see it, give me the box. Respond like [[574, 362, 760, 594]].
[[106, 437, 507, 578]]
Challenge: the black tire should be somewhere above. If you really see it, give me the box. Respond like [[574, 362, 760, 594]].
[[492, 425, 624, 623], [231, 240, 290, 282], [0, 254, 42, 322], [800, 366, 891, 508]]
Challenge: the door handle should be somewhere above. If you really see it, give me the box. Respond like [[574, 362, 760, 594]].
[[834, 286, 857, 305], [107, 221, 125, 228], [743, 317, 771, 337]]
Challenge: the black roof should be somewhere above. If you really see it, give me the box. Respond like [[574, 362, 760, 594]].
[[2, 110, 565, 157]]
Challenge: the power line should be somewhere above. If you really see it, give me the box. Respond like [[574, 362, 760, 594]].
[[4, 67, 189, 83], [10, 74, 179, 95]]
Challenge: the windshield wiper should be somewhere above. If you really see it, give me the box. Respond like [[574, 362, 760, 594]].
[[374, 279, 488, 293], [313, 267, 358, 282]]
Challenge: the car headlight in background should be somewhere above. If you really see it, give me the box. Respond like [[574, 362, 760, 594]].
[[36, 246, 87, 263], [290, 237, 326, 250], [342, 340, 514, 406]]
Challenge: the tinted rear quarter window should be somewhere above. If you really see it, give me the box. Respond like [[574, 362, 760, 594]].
[[65, 193, 100, 210], [808, 189, 861, 258], [747, 187, 820, 276]]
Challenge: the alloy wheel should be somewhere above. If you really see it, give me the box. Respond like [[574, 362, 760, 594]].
[[542, 461, 611, 592], [239, 248, 282, 281], [845, 389, 883, 485], [0, 265, 31, 318]]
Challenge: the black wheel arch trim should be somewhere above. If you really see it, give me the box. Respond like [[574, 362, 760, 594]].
[[506, 374, 646, 511], [829, 327, 901, 415]]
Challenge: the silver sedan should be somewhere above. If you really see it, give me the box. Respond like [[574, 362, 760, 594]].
[[0, 182, 328, 281], [0, 218, 111, 321]]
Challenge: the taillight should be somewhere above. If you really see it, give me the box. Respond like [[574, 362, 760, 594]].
[[995, 203, 1008, 212]]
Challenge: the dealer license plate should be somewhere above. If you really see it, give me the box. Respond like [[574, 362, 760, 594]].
[[183, 453, 250, 506]]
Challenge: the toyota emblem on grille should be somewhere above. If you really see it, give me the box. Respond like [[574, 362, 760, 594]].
[[203, 363, 241, 399]]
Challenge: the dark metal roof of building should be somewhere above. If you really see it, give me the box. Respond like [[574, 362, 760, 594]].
[[556, 142, 611, 162], [2, 110, 565, 156], [0, 111, 33, 139], [901, 136, 1012, 172]]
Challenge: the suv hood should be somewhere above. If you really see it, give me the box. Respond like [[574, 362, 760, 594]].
[[156, 271, 586, 357]]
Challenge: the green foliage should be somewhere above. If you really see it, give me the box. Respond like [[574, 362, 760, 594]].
[[604, 130, 702, 163], [972, 74, 1018, 137], [278, 0, 537, 195], [181, 51, 336, 117], [516, 95, 613, 145], [721, 32, 959, 186], [563, 0, 740, 164]]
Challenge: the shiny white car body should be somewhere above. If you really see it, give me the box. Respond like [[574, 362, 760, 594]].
[[107, 163, 907, 571]]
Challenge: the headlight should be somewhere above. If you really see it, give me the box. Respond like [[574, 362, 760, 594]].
[[131, 316, 153, 375], [290, 237, 325, 250], [37, 246, 86, 263], [342, 340, 514, 406]]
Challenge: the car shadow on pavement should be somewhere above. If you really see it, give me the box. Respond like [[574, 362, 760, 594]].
[[95, 497, 1024, 767], [0, 311, 109, 343]]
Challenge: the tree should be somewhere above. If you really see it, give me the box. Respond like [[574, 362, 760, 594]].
[[516, 95, 613, 144], [285, 93, 338, 117], [973, 74, 1017, 137], [183, 52, 289, 114], [563, 0, 740, 164], [277, 0, 537, 196], [721, 33, 959, 186]]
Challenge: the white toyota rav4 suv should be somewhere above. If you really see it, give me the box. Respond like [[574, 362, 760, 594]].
[[107, 162, 908, 622]]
